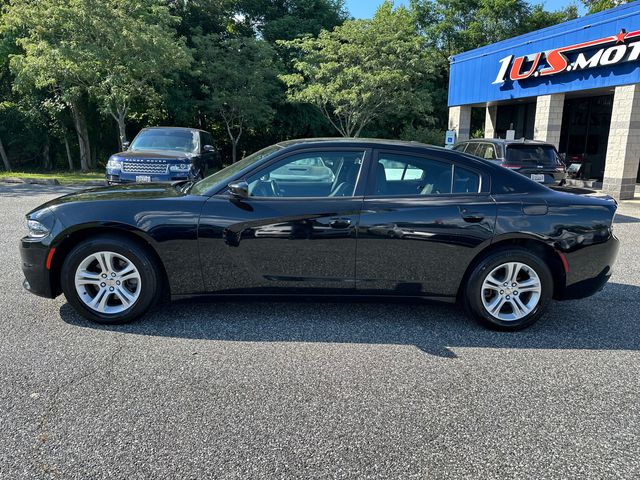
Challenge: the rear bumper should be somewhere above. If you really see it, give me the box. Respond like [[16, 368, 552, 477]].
[[558, 234, 620, 300], [20, 237, 56, 299], [518, 169, 566, 186]]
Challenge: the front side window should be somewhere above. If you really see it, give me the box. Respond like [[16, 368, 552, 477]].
[[370, 153, 453, 196], [246, 150, 365, 198], [191, 144, 282, 195]]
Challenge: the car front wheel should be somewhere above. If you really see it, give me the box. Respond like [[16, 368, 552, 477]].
[[60, 235, 160, 324], [464, 248, 553, 330]]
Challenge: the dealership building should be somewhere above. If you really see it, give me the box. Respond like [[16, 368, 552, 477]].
[[447, 1, 640, 200]]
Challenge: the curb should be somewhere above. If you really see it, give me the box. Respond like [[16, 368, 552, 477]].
[[1, 177, 60, 185], [1, 177, 106, 187]]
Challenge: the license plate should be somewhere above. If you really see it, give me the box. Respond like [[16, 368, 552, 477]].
[[531, 174, 545, 183], [136, 175, 152, 183]]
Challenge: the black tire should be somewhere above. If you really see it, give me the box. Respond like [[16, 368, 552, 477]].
[[60, 234, 161, 324], [463, 248, 553, 331]]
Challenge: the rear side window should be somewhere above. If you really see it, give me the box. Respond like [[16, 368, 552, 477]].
[[505, 145, 559, 167], [476, 144, 497, 160], [369, 153, 453, 196], [453, 166, 480, 193], [452, 144, 466, 152]]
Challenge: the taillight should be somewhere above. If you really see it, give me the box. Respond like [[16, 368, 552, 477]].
[[502, 164, 522, 170]]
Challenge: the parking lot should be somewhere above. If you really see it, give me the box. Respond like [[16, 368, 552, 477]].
[[1, 182, 639, 479]]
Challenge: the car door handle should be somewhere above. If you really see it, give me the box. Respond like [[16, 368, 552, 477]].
[[330, 218, 352, 229], [459, 208, 484, 223]]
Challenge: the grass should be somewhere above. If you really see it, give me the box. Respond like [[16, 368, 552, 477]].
[[0, 170, 104, 184]]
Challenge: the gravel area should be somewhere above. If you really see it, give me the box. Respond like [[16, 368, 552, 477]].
[[0, 183, 638, 479]]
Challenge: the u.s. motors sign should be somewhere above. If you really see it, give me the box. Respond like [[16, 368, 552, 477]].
[[493, 29, 640, 84]]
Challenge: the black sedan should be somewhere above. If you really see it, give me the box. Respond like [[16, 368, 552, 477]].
[[20, 139, 619, 330]]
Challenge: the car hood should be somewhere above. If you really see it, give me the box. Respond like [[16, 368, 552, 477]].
[[114, 150, 194, 160], [29, 183, 186, 215]]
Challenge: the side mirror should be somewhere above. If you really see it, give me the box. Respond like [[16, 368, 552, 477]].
[[122, 141, 130, 150], [228, 181, 249, 199], [203, 144, 215, 153]]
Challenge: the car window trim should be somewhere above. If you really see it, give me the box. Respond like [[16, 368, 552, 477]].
[[365, 148, 490, 198], [215, 147, 373, 200]]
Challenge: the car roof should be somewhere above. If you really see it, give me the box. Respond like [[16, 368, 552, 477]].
[[141, 126, 211, 134], [457, 138, 555, 147], [274, 137, 449, 152]]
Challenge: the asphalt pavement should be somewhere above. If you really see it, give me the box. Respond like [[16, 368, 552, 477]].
[[0, 182, 639, 479]]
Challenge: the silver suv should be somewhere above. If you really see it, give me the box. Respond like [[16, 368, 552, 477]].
[[453, 139, 567, 186]]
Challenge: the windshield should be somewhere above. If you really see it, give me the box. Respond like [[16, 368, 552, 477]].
[[190, 144, 283, 195], [505, 145, 560, 167], [130, 129, 198, 153]]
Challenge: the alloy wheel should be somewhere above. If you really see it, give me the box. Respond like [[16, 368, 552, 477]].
[[74, 251, 142, 315], [481, 261, 542, 322]]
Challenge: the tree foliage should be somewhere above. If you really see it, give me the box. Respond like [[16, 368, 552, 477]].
[[0, 0, 593, 171], [280, 2, 433, 137], [580, 0, 634, 14], [194, 34, 281, 162]]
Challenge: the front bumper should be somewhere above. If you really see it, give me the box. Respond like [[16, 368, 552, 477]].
[[106, 171, 192, 184], [20, 237, 56, 298]]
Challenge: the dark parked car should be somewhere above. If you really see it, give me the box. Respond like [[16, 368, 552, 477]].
[[21, 138, 619, 330], [105, 127, 219, 184], [453, 139, 567, 186]]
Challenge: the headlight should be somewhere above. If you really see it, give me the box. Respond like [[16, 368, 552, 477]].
[[26, 219, 50, 238], [106, 156, 123, 170], [169, 164, 191, 172]]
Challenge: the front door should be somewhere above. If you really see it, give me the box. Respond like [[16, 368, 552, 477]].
[[197, 148, 369, 294], [356, 150, 497, 299]]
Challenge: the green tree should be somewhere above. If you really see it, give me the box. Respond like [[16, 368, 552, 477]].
[[194, 35, 281, 162], [237, 0, 347, 43], [522, 4, 579, 33], [1, 0, 190, 170], [280, 1, 433, 138], [412, 0, 578, 60], [90, 3, 191, 149], [580, 0, 634, 13]]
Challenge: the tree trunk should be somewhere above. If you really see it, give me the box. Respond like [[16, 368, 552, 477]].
[[117, 114, 127, 151], [110, 105, 128, 151], [69, 100, 91, 172], [64, 134, 74, 171], [42, 138, 51, 170], [231, 140, 237, 164], [0, 136, 11, 172]]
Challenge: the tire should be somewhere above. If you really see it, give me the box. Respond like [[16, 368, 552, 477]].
[[463, 248, 553, 331], [60, 234, 161, 324]]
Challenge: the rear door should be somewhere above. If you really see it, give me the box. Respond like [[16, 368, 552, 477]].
[[356, 149, 497, 299], [197, 147, 370, 294]]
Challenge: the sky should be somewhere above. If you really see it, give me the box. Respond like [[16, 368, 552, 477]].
[[344, 0, 587, 19]]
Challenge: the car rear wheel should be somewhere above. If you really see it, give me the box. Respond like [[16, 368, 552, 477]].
[[463, 248, 553, 330], [60, 235, 160, 324]]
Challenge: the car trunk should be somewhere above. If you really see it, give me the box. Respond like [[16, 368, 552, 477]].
[[505, 144, 564, 182]]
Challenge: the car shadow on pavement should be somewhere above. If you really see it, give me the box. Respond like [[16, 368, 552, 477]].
[[59, 282, 640, 358], [614, 213, 640, 224]]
